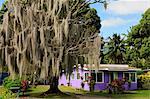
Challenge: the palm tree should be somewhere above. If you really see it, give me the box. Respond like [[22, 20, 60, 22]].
[[105, 34, 126, 64]]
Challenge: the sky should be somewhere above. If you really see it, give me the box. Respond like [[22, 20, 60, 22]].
[[0, 0, 150, 39], [91, 0, 150, 39]]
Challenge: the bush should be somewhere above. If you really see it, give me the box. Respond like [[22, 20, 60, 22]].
[[138, 71, 150, 89], [3, 77, 21, 90], [107, 79, 126, 94], [3, 77, 30, 94]]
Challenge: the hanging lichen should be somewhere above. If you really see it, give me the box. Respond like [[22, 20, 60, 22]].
[[0, 0, 102, 87]]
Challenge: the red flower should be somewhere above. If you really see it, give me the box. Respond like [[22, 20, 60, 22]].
[[88, 76, 92, 79]]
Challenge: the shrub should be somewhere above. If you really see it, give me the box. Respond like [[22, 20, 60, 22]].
[[3, 77, 21, 90], [107, 79, 126, 94], [21, 80, 29, 92], [138, 71, 150, 89], [3, 77, 30, 94]]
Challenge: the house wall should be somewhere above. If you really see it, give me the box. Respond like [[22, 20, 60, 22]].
[[118, 72, 123, 80], [94, 72, 109, 90], [58, 69, 138, 91], [70, 68, 83, 89]]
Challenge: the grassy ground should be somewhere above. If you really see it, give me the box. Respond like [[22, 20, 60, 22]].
[[0, 86, 16, 99], [0, 85, 150, 99], [88, 90, 150, 99]]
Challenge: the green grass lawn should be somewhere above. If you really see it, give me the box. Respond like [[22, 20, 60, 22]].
[[0, 85, 150, 99], [88, 90, 150, 99]]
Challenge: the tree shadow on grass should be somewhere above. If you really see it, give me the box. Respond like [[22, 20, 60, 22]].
[[19, 91, 77, 99]]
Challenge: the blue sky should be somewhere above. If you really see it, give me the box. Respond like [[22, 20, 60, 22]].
[[91, 0, 150, 38], [0, 0, 5, 8], [0, 0, 150, 39]]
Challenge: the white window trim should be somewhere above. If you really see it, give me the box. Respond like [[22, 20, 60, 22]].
[[123, 72, 137, 83], [96, 71, 104, 83], [84, 72, 89, 81]]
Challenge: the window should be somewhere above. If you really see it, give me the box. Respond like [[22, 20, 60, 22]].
[[131, 73, 136, 82], [113, 72, 118, 80], [85, 73, 89, 81], [91, 72, 104, 83], [124, 72, 136, 82], [97, 73, 103, 82], [77, 73, 80, 79], [91, 73, 96, 82]]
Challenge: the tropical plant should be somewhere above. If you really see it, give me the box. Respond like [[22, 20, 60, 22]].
[[3, 77, 21, 90], [104, 34, 126, 64], [107, 79, 126, 94]]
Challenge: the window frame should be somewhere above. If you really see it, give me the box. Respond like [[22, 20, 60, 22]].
[[84, 73, 89, 81], [96, 72, 104, 83], [90, 71, 104, 83], [123, 72, 137, 83]]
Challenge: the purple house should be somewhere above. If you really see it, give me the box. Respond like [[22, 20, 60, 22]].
[[59, 64, 141, 91]]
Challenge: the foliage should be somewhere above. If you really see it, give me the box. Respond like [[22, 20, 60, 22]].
[[0, 0, 8, 24], [0, 87, 16, 99], [88, 80, 95, 92], [3, 77, 21, 90], [21, 80, 29, 92], [102, 34, 126, 64], [0, 0, 103, 93], [126, 8, 150, 68], [2, 66, 8, 72], [138, 71, 150, 89], [101, 8, 150, 68], [107, 79, 126, 94]]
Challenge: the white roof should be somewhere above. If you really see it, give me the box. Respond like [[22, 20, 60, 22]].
[[83, 64, 141, 71]]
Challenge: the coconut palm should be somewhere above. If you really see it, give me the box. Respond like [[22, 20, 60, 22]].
[[105, 34, 126, 64]]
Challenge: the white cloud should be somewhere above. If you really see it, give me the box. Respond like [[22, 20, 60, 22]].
[[107, 0, 150, 15], [101, 17, 130, 28]]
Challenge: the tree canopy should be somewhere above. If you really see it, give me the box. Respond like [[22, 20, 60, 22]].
[[126, 8, 150, 69], [101, 34, 126, 64], [101, 8, 150, 69], [0, 0, 102, 93]]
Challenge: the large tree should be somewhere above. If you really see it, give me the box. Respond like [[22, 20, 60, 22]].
[[0, 0, 104, 94], [126, 8, 150, 69]]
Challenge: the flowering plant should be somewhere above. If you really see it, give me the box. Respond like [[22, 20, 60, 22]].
[[107, 79, 125, 94], [21, 80, 28, 92]]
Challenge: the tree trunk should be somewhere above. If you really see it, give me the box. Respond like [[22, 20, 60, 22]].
[[44, 76, 62, 94]]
